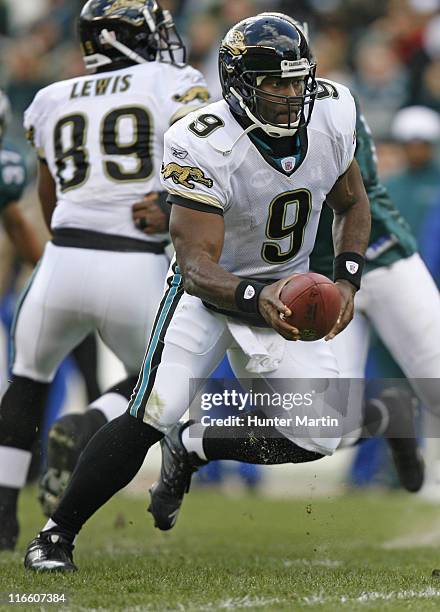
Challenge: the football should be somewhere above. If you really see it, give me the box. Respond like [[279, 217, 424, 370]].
[[280, 272, 342, 341]]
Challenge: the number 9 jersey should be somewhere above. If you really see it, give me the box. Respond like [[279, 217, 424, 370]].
[[161, 79, 356, 279], [24, 62, 209, 242]]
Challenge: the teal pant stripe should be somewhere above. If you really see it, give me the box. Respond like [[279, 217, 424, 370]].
[[9, 260, 41, 370], [129, 270, 182, 418]]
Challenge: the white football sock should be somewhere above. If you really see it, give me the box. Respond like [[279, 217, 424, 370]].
[[0, 446, 32, 488], [89, 392, 128, 423], [181, 423, 207, 461], [42, 519, 58, 532]]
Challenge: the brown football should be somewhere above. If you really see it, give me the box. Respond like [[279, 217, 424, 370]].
[[280, 273, 342, 341]]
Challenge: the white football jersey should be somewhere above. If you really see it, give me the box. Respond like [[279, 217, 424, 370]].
[[161, 79, 356, 278], [24, 62, 209, 241]]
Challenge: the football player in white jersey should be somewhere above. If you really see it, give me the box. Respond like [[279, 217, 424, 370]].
[[0, 0, 210, 551], [24, 13, 370, 571]]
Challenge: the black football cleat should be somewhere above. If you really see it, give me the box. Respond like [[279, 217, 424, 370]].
[[148, 421, 206, 531], [24, 532, 77, 572], [381, 387, 425, 493], [39, 413, 103, 517]]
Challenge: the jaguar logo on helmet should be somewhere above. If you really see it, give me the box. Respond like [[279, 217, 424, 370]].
[[219, 13, 317, 139], [222, 30, 247, 57], [104, 0, 145, 11], [102, 0, 146, 24]]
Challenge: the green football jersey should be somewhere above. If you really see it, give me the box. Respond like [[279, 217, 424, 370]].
[[310, 95, 417, 278], [0, 143, 27, 214]]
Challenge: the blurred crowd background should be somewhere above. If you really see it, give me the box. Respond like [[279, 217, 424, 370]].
[[1, 0, 440, 490], [1, 0, 440, 143]]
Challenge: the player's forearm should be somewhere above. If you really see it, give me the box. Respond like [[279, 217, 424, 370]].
[[171, 205, 242, 310], [179, 252, 241, 310], [332, 197, 371, 256], [328, 160, 371, 257]]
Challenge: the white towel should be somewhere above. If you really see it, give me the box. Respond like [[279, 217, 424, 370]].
[[226, 319, 285, 373]]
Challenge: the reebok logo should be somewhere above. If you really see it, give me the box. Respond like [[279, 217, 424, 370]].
[[346, 261, 359, 275], [244, 285, 255, 300]]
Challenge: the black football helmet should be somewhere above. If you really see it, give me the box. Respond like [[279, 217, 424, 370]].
[[219, 13, 317, 137], [258, 12, 310, 43], [0, 89, 11, 146], [78, 0, 186, 71]]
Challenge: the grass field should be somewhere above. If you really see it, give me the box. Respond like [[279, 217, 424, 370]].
[[3, 487, 440, 611]]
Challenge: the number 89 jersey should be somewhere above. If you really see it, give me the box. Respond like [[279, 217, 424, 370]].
[[161, 80, 356, 279], [24, 62, 208, 240]]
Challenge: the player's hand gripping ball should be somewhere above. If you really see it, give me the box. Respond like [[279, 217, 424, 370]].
[[280, 273, 341, 341]]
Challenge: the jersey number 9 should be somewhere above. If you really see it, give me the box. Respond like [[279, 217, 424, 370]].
[[262, 190, 312, 264]]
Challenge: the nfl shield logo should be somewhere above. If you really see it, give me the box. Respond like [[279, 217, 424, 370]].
[[346, 261, 359, 274], [281, 156, 296, 172]]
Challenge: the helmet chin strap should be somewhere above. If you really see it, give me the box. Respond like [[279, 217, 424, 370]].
[[207, 123, 259, 157], [230, 87, 299, 138], [99, 29, 148, 65]]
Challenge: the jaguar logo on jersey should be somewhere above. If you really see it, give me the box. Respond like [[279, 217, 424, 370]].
[[173, 87, 210, 104], [281, 157, 296, 172], [161, 162, 214, 189], [346, 261, 359, 275], [222, 29, 246, 56]]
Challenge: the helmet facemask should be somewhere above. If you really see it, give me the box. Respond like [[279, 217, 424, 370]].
[[153, 6, 186, 66], [235, 61, 316, 138]]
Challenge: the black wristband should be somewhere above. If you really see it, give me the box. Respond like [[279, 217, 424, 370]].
[[333, 252, 365, 290], [235, 280, 266, 314]]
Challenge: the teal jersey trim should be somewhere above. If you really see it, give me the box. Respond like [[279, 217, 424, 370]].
[[249, 132, 302, 174], [129, 266, 182, 418]]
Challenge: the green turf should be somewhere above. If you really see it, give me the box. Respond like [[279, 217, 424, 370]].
[[2, 487, 440, 611]]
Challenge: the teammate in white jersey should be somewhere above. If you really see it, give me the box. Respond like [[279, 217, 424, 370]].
[[0, 0, 209, 551], [24, 13, 370, 572]]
